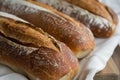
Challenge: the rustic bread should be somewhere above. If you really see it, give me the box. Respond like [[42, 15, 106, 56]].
[[0, 12, 79, 80], [0, 0, 95, 58], [34, 0, 118, 37]]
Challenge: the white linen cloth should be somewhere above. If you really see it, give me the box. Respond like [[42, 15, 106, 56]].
[[0, 0, 120, 80]]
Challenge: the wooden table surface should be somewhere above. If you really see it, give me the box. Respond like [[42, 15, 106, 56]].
[[94, 46, 120, 80]]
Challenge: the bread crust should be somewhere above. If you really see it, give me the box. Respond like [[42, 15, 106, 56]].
[[0, 14, 79, 80], [0, 36, 68, 80], [34, 0, 118, 37], [66, 0, 113, 22], [0, 0, 95, 58]]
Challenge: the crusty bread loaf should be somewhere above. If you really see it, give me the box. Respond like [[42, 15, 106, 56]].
[[34, 0, 118, 38], [0, 12, 79, 80], [0, 0, 95, 58]]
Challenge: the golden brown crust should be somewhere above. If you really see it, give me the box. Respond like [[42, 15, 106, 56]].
[[0, 0, 95, 58], [106, 6, 119, 26], [0, 16, 79, 80], [66, 0, 119, 27], [0, 36, 69, 80], [67, 0, 118, 37], [66, 0, 113, 23], [25, 11, 94, 53], [90, 24, 113, 37], [24, 0, 95, 57], [35, 0, 118, 38], [57, 41, 80, 80], [0, 17, 58, 51]]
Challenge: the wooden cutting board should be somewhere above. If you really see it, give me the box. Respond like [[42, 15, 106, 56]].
[[94, 46, 120, 80]]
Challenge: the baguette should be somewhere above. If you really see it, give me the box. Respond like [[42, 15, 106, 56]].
[[33, 0, 118, 37], [0, 0, 95, 58], [0, 12, 79, 80]]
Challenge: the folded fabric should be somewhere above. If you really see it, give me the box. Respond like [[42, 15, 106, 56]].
[[76, 26, 120, 80], [0, 73, 28, 80]]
